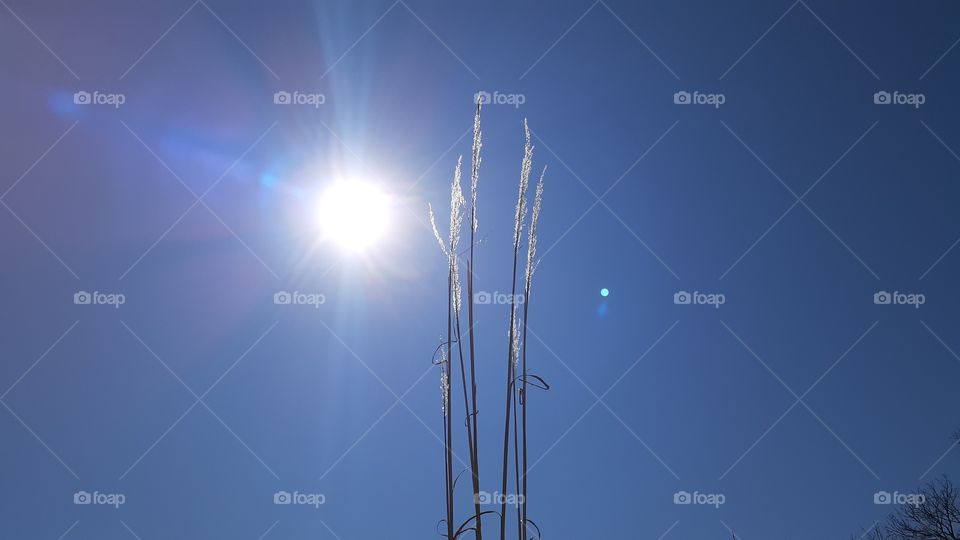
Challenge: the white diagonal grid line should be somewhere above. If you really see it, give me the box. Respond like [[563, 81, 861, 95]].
[[2, 3, 953, 536], [319, 1, 400, 81], [119, 0, 278, 80], [120, 520, 142, 540], [918, 121, 960, 280], [398, 0, 480, 80], [920, 320, 960, 367], [797, 0, 879, 80], [918, 437, 959, 481], [720, 0, 800, 80], [320, 520, 344, 540], [317, 118, 363, 163], [0, 199, 80, 279], [527, 326, 680, 480], [258, 521, 280, 540], [920, 34, 960, 80], [523, 320, 680, 478], [57, 521, 79, 540], [118, 121, 279, 280], [598, 0, 679, 80], [719, 120, 879, 280], [197, 0, 280, 80], [314, 112, 469, 240], [720, 0, 878, 80], [917, 317, 960, 477], [119, 320, 281, 480], [0, 0, 80, 79], [0, 120, 81, 279], [318, 0, 479, 81], [1, 320, 78, 400], [719, 320, 880, 480], [520, 1, 600, 80], [318, 319, 472, 471], [521, 0, 678, 80], [405, 125, 473, 194], [658, 520, 680, 539], [1, 121, 78, 200], [318, 363, 436, 480], [119, 0, 200, 79], [921, 120, 960, 163], [0, 399, 80, 480], [856, 522, 881, 540], [532, 121, 680, 278]]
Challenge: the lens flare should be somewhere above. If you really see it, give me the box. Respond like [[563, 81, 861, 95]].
[[317, 181, 391, 252]]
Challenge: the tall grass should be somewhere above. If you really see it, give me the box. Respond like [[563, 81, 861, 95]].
[[431, 104, 547, 540], [499, 120, 532, 540]]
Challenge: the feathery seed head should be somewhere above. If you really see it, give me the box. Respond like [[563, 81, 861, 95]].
[[524, 167, 546, 292], [429, 204, 449, 258], [440, 367, 449, 417], [470, 103, 482, 233], [513, 120, 534, 248]]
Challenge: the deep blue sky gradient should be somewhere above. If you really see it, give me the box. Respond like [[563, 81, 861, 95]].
[[2, 1, 960, 538]]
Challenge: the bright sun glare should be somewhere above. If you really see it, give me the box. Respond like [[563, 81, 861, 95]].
[[317, 181, 391, 252]]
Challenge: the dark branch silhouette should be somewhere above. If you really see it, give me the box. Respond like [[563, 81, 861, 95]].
[[854, 477, 960, 540]]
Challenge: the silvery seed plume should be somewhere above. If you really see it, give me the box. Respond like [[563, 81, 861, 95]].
[[524, 167, 546, 292], [449, 157, 465, 315], [448, 156, 465, 253], [439, 360, 449, 417], [429, 204, 448, 258], [470, 102, 482, 233], [513, 119, 533, 249]]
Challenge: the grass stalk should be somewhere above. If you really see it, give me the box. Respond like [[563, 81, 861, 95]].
[[500, 120, 533, 540], [444, 269, 455, 540], [520, 168, 545, 535], [432, 105, 545, 540], [467, 102, 484, 539]]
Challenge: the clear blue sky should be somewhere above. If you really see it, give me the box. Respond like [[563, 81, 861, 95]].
[[1, 0, 959, 538]]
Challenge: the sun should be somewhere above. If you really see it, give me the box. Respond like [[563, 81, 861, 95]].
[[317, 180, 391, 252]]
